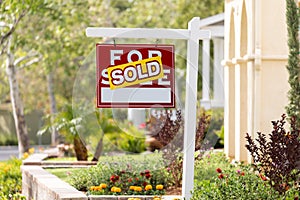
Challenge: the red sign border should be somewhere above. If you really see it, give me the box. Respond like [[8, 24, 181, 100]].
[[96, 44, 175, 108]]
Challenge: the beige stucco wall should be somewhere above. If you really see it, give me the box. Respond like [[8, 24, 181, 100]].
[[224, 0, 290, 162]]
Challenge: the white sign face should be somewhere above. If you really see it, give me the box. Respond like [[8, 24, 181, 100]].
[[96, 44, 175, 108]]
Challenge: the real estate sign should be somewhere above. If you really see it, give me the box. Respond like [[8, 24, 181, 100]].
[[96, 44, 175, 108]]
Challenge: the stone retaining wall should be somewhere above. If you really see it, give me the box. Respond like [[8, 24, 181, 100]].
[[22, 165, 88, 200]]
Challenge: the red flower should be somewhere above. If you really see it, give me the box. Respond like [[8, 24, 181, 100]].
[[121, 170, 126, 174], [241, 172, 245, 176], [128, 178, 132, 183], [135, 177, 139, 181], [110, 175, 116, 182], [145, 170, 150, 174], [140, 172, 145, 176], [110, 175, 119, 182], [259, 174, 267, 181], [216, 168, 222, 173], [218, 174, 224, 179], [145, 173, 151, 179], [143, 182, 148, 187]]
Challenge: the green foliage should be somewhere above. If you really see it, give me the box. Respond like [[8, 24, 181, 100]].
[[0, 133, 18, 146], [67, 153, 170, 195], [192, 153, 299, 200], [0, 158, 26, 200], [118, 125, 146, 153], [204, 108, 224, 148], [285, 0, 300, 128], [192, 165, 283, 200], [194, 151, 231, 185]]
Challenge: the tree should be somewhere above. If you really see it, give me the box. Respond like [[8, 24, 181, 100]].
[[0, 0, 42, 155], [285, 0, 300, 129]]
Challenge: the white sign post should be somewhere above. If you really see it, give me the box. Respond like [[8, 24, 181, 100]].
[[86, 17, 210, 200]]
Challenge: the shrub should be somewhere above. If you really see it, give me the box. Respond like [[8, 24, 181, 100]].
[[192, 165, 283, 200], [0, 158, 26, 200], [194, 151, 231, 185], [285, 0, 300, 128], [245, 114, 300, 194], [148, 109, 210, 187]]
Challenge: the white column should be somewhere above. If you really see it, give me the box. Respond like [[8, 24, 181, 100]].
[[200, 39, 211, 109], [212, 38, 224, 107], [182, 17, 201, 200]]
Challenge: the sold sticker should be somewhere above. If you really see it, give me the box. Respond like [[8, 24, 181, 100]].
[[107, 56, 164, 90]]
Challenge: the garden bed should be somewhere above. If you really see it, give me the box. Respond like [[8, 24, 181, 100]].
[[22, 150, 299, 200], [21, 153, 183, 200]]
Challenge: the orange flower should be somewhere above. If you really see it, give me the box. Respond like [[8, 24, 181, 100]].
[[100, 183, 107, 189], [156, 185, 164, 190]]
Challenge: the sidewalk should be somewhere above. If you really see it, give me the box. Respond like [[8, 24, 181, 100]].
[[0, 145, 51, 161]]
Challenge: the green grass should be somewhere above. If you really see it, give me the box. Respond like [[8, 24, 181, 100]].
[[45, 153, 161, 181], [46, 168, 82, 182]]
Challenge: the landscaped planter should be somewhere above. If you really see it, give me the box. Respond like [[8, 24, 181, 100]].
[[21, 154, 183, 200]]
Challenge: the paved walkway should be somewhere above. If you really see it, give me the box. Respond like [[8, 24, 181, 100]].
[[0, 145, 51, 161], [0, 146, 19, 161]]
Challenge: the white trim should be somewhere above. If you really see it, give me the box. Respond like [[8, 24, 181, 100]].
[[101, 88, 171, 103], [199, 13, 225, 28], [86, 27, 210, 40]]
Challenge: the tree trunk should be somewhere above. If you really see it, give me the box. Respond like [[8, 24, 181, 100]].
[[73, 134, 88, 161], [47, 72, 59, 146], [92, 135, 103, 161], [6, 37, 29, 156]]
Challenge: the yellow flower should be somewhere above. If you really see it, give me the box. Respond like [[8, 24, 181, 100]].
[[153, 197, 161, 200], [90, 186, 96, 191], [129, 186, 136, 190], [156, 185, 164, 190], [127, 198, 141, 200], [28, 148, 35, 154], [111, 186, 116, 192], [23, 152, 29, 159], [111, 186, 121, 193], [96, 186, 103, 191], [114, 187, 121, 193], [100, 183, 107, 189], [134, 186, 142, 192], [4, 166, 10, 173], [145, 184, 152, 191]]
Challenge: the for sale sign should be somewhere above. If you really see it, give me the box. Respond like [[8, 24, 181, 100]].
[[96, 44, 175, 108]]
